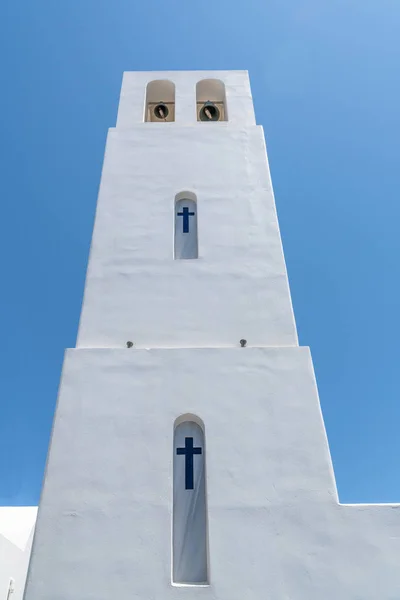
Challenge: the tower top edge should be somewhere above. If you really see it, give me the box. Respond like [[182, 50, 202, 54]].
[[122, 69, 250, 80]]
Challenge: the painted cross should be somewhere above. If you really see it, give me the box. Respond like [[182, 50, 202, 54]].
[[177, 206, 195, 233], [176, 437, 202, 490]]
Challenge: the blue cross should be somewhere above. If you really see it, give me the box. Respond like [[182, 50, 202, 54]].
[[176, 437, 202, 490], [177, 207, 195, 233]]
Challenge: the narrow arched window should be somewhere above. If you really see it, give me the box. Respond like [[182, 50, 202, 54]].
[[173, 416, 208, 585], [145, 80, 175, 122], [174, 192, 198, 259], [196, 79, 227, 122]]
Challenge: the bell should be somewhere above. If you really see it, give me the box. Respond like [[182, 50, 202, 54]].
[[154, 103, 169, 120], [199, 101, 220, 122]]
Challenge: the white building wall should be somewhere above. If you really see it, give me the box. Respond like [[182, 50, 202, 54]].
[[77, 71, 297, 349], [0, 535, 20, 600], [22, 71, 400, 600], [0, 509, 36, 600], [23, 348, 400, 599], [116, 71, 256, 128]]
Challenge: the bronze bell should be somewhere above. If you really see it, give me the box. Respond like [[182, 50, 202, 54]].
[[154, 103, 169, 120], [199, 101, 220, 122]]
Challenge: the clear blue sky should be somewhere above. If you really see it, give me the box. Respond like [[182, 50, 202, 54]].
[[1, 0, 399, 506]]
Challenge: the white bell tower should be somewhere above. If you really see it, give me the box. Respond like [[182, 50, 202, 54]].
[[23, 71, 400, 600]]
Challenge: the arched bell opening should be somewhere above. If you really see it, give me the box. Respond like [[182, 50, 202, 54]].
[[196, 79, 227, 122], [145, 80, 175, 122]]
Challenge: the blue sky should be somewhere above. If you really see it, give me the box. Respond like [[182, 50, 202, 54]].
[[1, 0, 400, 506]]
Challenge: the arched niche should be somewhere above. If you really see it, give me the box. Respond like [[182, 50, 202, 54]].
[[174, 191, 198, 260], [174, 413, 205, 430], [145, 80, 175, 122], [196, 79, 227, 122], [173, 415, 209, 585]]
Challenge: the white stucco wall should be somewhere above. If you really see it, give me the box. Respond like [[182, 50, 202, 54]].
[[0, 508, 37, 600], [77, 71, 297, 349], [22, 71, 400, 600], [116, 70, 256, 128], [24, 348, 400, 599]]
